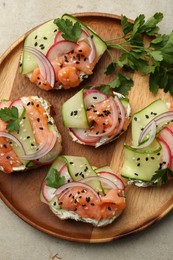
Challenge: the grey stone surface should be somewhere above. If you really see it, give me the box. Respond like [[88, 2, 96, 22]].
[[1, 1, 173, 259]]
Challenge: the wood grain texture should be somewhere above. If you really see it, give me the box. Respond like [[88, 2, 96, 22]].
[[0, 13, 173, 243]]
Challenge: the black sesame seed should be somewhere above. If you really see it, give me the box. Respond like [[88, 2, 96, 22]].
[[134, 117, 137, 121], [27, 102, 30, 106], [91, 35, 94, 39], [137, 158, 140, 161], [27, 136, 30, 139], [43, 37, 47, 40], [84, 57, 87, 61], [3, 144, 7, 148], [59, 202, 63, 205], [70, 111, 73, 116], [82, 204, 86, 207], [134, 173, 139, 176], [54, 29, 57, 32], [145, 157, 149, 161], [37, 118, 40, 122], [151, 157, 155, 160], [93, 96, 97, 99], [108, 206, 111, 211], [91, 203, 95, 206], [86, 197, 90, 202], [137, 163, 140, 167], [76, 61, 80, 64], [145, 115, 149, 119], [31, 102, 34, 106], [31, 143, 35, 146], [53, 201, 56, 206], [157, 153, 160, 156], [6, 156, 10, 159], [70, 161, 74, 165], [48, 121, 53, 125], [39, 127, 44, 130], [35, 35, 38, 39], [36, 104, 39, 107], [75, 172, 79, 177], [34, 42, 38, 47]]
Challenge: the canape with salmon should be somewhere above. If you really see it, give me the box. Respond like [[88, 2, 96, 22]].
[[21, 14, 107, 91], [121, 99, 173, 187], [62, 85, 131, 147], [0, 96, 62, 173], [40, 155, 126, 227]]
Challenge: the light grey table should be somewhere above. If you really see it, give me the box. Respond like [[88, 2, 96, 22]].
[[1, 1, 173, 259]]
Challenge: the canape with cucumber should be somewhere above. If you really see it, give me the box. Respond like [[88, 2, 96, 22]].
[[21, 14, 107, 91], [62, 84, 131, 147], [40, 155, 125, 227], [121, 99, 173, 186], [0, 96, 62, 173]]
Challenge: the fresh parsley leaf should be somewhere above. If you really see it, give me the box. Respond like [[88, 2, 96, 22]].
[[46, 168, 65, 188], [151, 168, 173, 186], [109, 73, 133, 96], [121, 15, 133, 35], [104, 62, 116, 75], [96, 85, 112, 96], [140, 12, 163, 36], [0, 106, 24, 132], [54, 18, 82, 42]]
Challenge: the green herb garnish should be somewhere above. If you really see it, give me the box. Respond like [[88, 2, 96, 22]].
[[105, 12, 173, 96], [46, 168, 65, 188], [151, 168, 173, 186], [0, 106, 25, 132], [54, 18, 82, 42]]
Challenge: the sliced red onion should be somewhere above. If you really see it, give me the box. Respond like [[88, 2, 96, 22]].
[[114, 96, 126, 134], [0, 131, 25, 154], [79, 176, 118, 190], [25, 46, 55, 88], [54, 181, 101, 202], [87, 35, 96, 64], [70, 128, 101, 144], [97, 171, 125, 190], [132, 120, 157, 149], [88, 97, 119, 137], [20, 134, 57, 160], [139, 111, 173, 145]]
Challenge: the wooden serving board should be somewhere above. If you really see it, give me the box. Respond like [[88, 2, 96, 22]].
[[0, 12, 173, 243]]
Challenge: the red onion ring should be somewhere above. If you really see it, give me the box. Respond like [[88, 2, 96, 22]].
[[54, 181, 101, 202], [132, 120, 157, 149], [114, 96, 126, 134], [139, 111, 173, 145], [24, 46, 55, 88], [0, 131, 25, 154], [79, 176, 118, 190], [20, 134, 57, 160]]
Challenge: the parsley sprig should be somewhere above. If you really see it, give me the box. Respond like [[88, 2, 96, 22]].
[[151, 168, 173, 187], [46, 168, 65, 188], [0, 106, 25, 132], [54, 18, 82, 42], [105, 12, 173, 96]]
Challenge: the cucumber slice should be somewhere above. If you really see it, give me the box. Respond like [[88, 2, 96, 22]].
[[121, 143, 162, 182], [21, 20, 58, 74], [132, 99, 169, 146], [45, 155, 103, 194], [11, 110, 37, 166], [62, 89, 89, 128], [62, 14, 107, 58]]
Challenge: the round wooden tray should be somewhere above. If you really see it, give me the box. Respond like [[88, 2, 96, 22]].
[[0, 12, 173, 243]]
